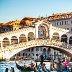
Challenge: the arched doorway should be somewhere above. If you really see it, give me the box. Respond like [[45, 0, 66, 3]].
[[61, 34, 67, 43], [52, 32, 59, 40], [38, 24, 49, 39], [11, 36, 18, 44], [19, 34, 26, 43], [28, 32, 35, 41], [69, 36, 72, 45], [3, 37, 10, 47]]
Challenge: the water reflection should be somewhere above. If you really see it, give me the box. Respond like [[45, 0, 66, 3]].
[[0, 61, 20, 72]]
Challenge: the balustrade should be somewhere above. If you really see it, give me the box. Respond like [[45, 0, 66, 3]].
[[0, 27, 35, 37], [0, 39, 72, 59]]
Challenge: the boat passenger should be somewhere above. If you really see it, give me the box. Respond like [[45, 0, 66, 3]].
[[5, 68, 8, 72]]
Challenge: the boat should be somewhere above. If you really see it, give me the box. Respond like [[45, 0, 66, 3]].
[[15, 62, 35, 72]]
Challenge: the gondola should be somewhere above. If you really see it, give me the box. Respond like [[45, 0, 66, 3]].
[[16, 62, 25, 71], [15, 62, 34, 72]]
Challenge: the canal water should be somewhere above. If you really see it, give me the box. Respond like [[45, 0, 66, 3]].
[[0, 61, 20, 72], [0, 60, 34, 72]]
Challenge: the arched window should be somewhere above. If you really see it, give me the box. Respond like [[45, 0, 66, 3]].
[[61, 34, 67, 43], [43, 48, 46, 53], [11, 36, 18, 44], [3, 37, 10, 47], [19, 34, 26, 43], [52, 32, 59, 40], [38, 24, 49, 39], [28, 32, 35, 41]]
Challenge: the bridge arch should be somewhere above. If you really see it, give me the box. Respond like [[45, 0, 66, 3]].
[[61, 34, 67, 43], [52, 32, 59, 40], [19, 34, 27, 43], [69, 36, 72, 45], [3, 37, 10, 47], [38, 24, 49, 38], [11, 36, 18, 44], [10, 46, 72, 60], [28, 32, 35, 41]]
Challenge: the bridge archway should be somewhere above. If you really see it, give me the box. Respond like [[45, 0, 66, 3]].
[[28, 32, 35, 41], [38, 24, 49, 39], [3, 37, 10, 47], [52, 32, 59, 40], [11, 36, 18, 44], [19, 34, 26, 43], [61, 34, 67, 43], [69, 36, 72, 45], [10, 46, 72, 60]]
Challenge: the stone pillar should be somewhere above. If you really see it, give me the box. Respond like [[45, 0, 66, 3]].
[[26, 35, 28, 42], [18, 37, 19, 44], [9, 39, 11, 45]]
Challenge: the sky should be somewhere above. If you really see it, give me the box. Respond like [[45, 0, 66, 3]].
[[0, 0, 72, 23]]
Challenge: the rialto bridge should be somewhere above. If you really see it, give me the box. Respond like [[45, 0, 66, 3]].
[[0, 20, 72, 60]]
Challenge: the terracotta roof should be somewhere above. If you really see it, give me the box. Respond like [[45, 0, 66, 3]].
[[48, 12, 72, 21], [0, 20, 21, 26]]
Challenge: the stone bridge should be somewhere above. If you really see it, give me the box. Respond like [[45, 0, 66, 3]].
[[0, 39, 72, 60]]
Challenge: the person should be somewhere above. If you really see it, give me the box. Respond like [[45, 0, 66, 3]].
[[65, 59, 69, 69], [5, 68, 8, 72], [64, 59, 70, 72], [40, 55, 44, 65], [10, 67, 15, 72]]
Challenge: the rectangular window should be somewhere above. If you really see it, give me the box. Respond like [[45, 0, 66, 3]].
[[31, 48, 34, 52], [36, 48, 39, 51], [60, 22, 61, 25], [57, 22, 58, 25], [71, 28, 72, 31], [55, 22, 56, 26], [66, 21, 68, 25], [62, 21, 63, 25], [71, 21, 72, 24], [65, 21, 66, 25]]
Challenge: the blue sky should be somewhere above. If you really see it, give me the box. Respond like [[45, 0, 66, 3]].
[[0, 0, 72, 22]]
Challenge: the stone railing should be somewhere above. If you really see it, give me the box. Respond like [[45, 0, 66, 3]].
[[0, 27, 35, 37], [0, 39, 72, 55], [0, 39, 72, 59]]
